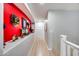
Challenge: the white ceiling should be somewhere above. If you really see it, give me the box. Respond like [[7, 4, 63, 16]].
[[27, 3, 79, 20]]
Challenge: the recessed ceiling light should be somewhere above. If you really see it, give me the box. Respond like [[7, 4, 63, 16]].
[[40, 3, 45, 5]]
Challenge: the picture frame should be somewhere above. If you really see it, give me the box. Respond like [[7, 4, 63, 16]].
[[22, 17, 27, 29]]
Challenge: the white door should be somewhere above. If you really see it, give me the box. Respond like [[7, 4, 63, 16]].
[[35, 22, 45, 39]]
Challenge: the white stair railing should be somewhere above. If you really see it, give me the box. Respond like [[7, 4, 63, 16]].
[[60, 35, 79, 56]]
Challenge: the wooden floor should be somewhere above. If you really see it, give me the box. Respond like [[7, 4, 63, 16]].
[[27, 37, 59, 56], [28, 37, 48, 56]]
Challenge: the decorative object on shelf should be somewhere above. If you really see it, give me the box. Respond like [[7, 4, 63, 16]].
[[4, 24, 6, 29], [26, 20, 30, 29], [10, 14, 19, 26], [26, 29, 29, 35], [3, 42, 6, 48], [31, 22, 35, 33], [12, 35, 18, 42], [30, 26, 34, 33], [20, 29, 24, 38]]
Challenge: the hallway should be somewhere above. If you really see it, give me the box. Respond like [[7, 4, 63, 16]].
[[27, 21, 57, 56], [1, 3, 79, 56]]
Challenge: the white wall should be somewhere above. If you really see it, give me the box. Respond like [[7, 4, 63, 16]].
[[48, 10, 79, 52], [0, 3, 3, 56]]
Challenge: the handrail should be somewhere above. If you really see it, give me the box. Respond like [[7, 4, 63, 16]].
[[60, 34, 79, 49], [65, 40, 79, 50]]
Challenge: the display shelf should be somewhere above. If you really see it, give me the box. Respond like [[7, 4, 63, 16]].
[[3, 34, 33, 54]]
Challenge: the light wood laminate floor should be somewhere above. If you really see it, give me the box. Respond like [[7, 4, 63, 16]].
[[28, 37, 48, 56], [27, 37, 59, 56]]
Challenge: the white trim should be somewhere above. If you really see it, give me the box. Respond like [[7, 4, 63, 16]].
[[24, 3, 35, 21], [0, 3, 3, 56]]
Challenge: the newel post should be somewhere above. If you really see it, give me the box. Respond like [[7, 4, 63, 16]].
[[60, 35, 67, 56]]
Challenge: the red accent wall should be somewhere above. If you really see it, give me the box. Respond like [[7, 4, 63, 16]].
[[4, 3, 32, 42]]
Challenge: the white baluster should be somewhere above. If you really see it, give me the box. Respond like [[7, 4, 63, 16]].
[[67, 45, 71, 56], [73, 48, 78, 56]]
